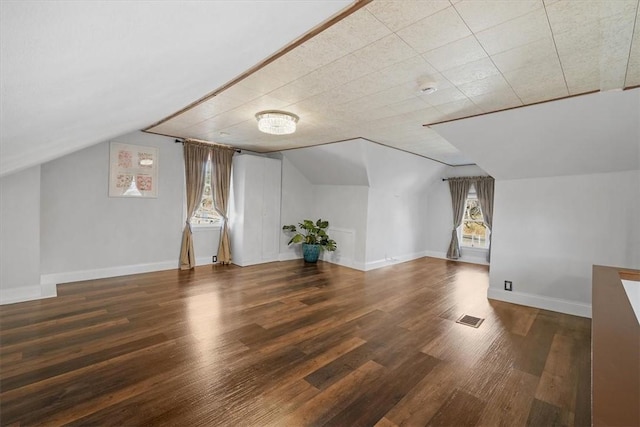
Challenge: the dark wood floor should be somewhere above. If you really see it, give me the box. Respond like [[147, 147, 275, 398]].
[[0, 257, 591, 426]]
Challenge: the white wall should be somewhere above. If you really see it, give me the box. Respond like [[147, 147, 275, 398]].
[[488, 170, 640, 317], [315, 185, 369, 269], [280, 152, 370, 269], [280, 140, 454, 271], [279, 156, 314, 259], [365, 187, 429, 268], [433, 89, 640, 180], [40, 131, 220, 285], [425, 164, 490, 264], [0, 166, 49, 304]]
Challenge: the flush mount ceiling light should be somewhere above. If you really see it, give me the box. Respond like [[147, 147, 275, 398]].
[[255, 110, 299, 135], [418, 80, 438, 95]]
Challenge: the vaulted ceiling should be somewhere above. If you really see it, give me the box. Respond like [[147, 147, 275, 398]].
[[2, 1, 639, 178], [147, 0, 640, 165]]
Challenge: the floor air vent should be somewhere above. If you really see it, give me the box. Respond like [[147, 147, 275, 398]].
[[456, 314, 484, 328]]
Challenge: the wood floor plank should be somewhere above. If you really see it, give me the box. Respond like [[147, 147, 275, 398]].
[[527, 398, 570, 426], [0, 257, 591, 426], [274, 360, 386, 427], [384, 360, 464, 426], [475, 368, 540, 427], [426, 389, 486, 426], [535, 333, 577, 410], [323, 351, 440, 427]]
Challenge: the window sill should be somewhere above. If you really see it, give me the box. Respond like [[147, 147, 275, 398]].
[[191, 223, 222, 232], [461, 246, 489, 253]]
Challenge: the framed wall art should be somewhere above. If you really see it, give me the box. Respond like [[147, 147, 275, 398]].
[[109, 142, 158, 198]]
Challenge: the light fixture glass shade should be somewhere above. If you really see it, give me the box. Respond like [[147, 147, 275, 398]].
[[255, 110, 299, 135]]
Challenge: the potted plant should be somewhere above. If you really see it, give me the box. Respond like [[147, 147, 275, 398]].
[[282, 219, 337, 263]]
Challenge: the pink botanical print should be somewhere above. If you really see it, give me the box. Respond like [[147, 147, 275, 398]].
[[138, 152, 153, 168], [136, 175, 152, 191], [116, 174, 133, 188], [118, 150, 133, 168]]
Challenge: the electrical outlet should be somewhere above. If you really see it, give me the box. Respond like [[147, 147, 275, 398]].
[[504, 280, 512, 291], [212, 255, 217, 263]]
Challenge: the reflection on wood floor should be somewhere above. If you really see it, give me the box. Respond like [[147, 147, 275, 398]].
[[0, 257, 591, 426]]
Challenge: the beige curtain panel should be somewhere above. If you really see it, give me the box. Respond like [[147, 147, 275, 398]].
[[446, 179, 471, 259], [475, 177, 495, 262], [211, 147, 235, 264], [179, 144, 211, 270]]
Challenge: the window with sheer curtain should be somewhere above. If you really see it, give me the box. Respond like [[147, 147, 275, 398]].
[[460, 185, 490, 249], [191, 157, 221, 226]]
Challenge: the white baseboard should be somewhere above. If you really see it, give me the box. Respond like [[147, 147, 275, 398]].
[[283, 250, 433, 272], [1, 282, 57, 305], [279, 252, 301, 262], [425, 251, 489, 266], [196, 256, 214, 266], [487, 287, 592, 318], [40, 260, 178, 288], [364, 250, 430, 271], [322, 253, 365, 271]]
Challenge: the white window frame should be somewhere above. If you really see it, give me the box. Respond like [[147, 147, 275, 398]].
[[190, 156, 222, 229], [458, 185, 490, 250]]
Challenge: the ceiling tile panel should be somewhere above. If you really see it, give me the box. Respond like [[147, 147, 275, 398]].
[[554, 9, 636, 92], [371, 83, 424, 105], [435, 98, 483, 118], [266, 80, 316, 105], [453, 0, 543, 33], [475, 8, 552, 55], [232, 94, 292, 117], [217, 84, 263, 105], [349, 105, 398, 122], [314, 54, 374, 87], [457, 74, 512, 97], [503, 56, 567, 97], [396, 7, 472, 53], [181, 108, 248, 137], [377, 56, 440, 88], [469, 87, 523, 112], [294, 31, 348, 69], [421, 86, 468, 106], [422, 35, 488, 72], [553, 14, 635, 60], [237, 71, 287, 96], [260, 51, 315, 83], [366, 0, 450, 32], [490, 35, 558, 74], [352, 34, 418, 70], [333, 72, 396, 102], [596, 59, 630, 92], [545, 0, 637, 34], [441, 57, 501, 86], [387, 97, 431, 115], [322, 8, 392, 53], [625, 10, 640, 86]]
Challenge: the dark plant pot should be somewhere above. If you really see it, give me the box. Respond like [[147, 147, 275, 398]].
[[302, 244, 321, 263]]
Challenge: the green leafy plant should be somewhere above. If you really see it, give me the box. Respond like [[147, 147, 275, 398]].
[[282, 219, 337, 251]]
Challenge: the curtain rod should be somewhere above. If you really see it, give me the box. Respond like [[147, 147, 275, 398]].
[[174, 138, 241, 153], [441, 175, 493, 182]]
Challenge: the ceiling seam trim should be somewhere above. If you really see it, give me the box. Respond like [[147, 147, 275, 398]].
[[622, 0, 640, 88], [542, 0, 570, 95]]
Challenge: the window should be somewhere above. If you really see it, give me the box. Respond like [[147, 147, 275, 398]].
[[460, 186, 489, 249], [191, 158, 221, 226]]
